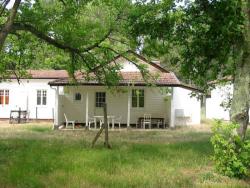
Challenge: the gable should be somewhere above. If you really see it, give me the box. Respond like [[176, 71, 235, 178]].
[[115, 56, 164, 73]]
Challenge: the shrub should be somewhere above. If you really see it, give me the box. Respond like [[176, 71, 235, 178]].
[[211, 120, 250, 178]]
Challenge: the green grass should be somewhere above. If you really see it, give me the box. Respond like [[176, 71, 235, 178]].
[[0, 123, 249, 188]]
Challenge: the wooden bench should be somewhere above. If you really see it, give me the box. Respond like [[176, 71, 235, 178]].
[[137, 117, 165, 129]]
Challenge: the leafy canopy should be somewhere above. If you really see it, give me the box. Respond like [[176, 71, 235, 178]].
[[128, 0, 245, 89], [0, 0, 138, 85]]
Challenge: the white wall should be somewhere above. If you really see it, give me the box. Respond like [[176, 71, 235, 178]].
[[0, 79, 56, 120], [130, 87, 171, 124], [206, 84, 250, 122], [172, 87, 201, 126], [206, 84, 232, 120], [58, 86, 201, 127], [57, 86, 171, 125], [118, 57, 160, 73]]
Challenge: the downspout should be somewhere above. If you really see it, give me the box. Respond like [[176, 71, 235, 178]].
[[50, 86, 58, 130], [26, 80, 29, 121], [170, 87, 175, 128]]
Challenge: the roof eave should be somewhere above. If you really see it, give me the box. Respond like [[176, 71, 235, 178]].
[[48, 82, 203, 93]]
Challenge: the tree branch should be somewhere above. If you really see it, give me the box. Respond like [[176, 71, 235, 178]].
[[58, 0, 66, 6], [0, 0, 21, 51], [8, 22, 113, 56], [108, 36, 130, 46], [0, 0, 10, 16], [81, 28, 113, 53], [11, 23, 83, 53]]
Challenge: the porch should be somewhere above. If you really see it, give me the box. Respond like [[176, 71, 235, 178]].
[[54, 86, 172, 129]]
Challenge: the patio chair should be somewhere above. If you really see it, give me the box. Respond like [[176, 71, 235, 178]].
[[99, 117, 110, 129], [157, 119, 164, 129], [88, 117, 95, 129], [114, 116, 122, 129], [99, 117, 104, 129], [64, 113, 75, 129], [142, 114, 151, 129]]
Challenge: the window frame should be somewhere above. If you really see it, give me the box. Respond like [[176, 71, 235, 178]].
[[74, 92, 82, 101], [0, 89, 9, 105], [37, 89, 47, 106], [4, 90, 9, 105], [132, 89, 145, 108], [95, 92, 106, 107]]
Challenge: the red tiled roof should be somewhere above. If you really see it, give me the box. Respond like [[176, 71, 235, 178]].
[[7, 69, 201, 92], [120, 72, 180, 85], [9, 70, 68, 79], [48, 71, 181, 86], [48, 71, 203, 92], [9, 69, 181, 86]]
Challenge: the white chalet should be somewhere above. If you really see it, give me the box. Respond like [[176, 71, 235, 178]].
[[49, 53, 202, 128], [0, 53, 202, 128]]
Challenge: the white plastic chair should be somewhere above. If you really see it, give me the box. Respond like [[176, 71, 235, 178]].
[[88, 117, 95, 129], [64, 113, 75, 129], [114, 116, 122, 129], [157, 119, 164, 129], [143, 114, 151, 129]]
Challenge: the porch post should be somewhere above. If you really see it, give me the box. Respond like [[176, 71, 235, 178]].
[[127, 89, 131, 128], [85, 92, 89, 129], [54, 86, 59, 129], [170, 87, 175, 128]]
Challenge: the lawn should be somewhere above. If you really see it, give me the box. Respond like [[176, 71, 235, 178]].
[[0, 123, 249, 188]]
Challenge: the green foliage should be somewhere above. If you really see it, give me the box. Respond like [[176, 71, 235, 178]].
[[218, 85, 233, 111], [129, 0, 245, 89], [175, 0, 244, 87], [211, 121, 250, 178], [1, 0, 138, 85]]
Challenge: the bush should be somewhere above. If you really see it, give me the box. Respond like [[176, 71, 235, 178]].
[[211, 120, 250, 178]]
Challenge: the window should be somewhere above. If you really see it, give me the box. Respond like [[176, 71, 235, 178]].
[[96, 92, 106, 107], [0, 90, 9, 105], [0, 90, 4, 105], [37, 90, 47, 105], [74, 93, 81, 101], [5, 90, 9, 105], [132, 89, 144, 108]]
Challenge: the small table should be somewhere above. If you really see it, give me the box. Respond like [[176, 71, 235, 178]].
[[9, 110, 28, 124], [138, 117, 164, 129], [93, 115, 115, 129]]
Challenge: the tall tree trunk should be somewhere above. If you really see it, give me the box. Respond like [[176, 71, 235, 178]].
[[201, 95, 207, 122], [91, 103, 111, 149], [0, 0, 21, 51], [103, 103, 111, 149], [230, 0, 250, 140]]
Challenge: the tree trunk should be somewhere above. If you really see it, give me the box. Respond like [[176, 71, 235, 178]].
[[91, 126, 104, 148], [103, 103, 111, 148], [0, 0, 21, 51], [201, 95, 207, 122], [230, 59, 250, 140], [91, 103, 111, 149], [230, 0, 250, 140]]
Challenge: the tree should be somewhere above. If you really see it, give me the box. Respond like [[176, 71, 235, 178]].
[[129, 0, 249, 140], [0, 0, 21, 51], [0, 0, 136, 84], [0, 0, 139, 149]]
